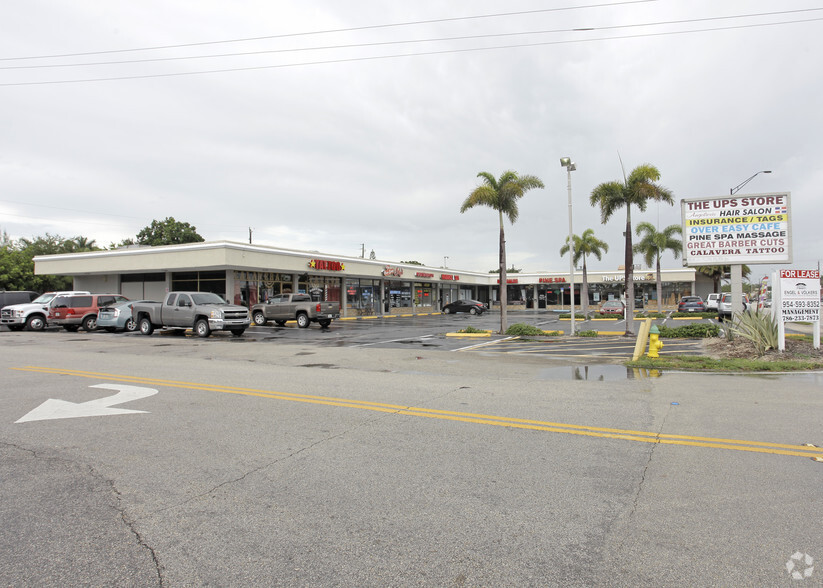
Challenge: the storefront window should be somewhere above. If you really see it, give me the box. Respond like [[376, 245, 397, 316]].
[[173, 271, 226, 297]]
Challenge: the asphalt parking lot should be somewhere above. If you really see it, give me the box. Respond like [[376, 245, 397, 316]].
[[2, 310, 712, 358]]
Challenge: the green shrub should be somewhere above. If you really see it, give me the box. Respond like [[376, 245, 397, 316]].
[[657, 323, 720, 338], [731, 309, 778, 356], [457, 326, 488, 334], [577, 330, 598, 337], [505, 323, 547, 336]]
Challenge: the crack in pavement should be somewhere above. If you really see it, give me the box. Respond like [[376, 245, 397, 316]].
[[0, 440, 164, 586], [629, 403, 673, 519], [145, 385, 466, 517]]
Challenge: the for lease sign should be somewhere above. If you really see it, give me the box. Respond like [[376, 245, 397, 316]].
[[681, 193, 792, 265], [779, 269, 820, 322]]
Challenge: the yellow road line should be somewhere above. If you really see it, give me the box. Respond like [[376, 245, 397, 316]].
[[12, 366, 822, 460]]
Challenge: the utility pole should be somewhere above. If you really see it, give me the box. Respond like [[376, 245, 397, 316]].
[[249, 227, 253, 244]]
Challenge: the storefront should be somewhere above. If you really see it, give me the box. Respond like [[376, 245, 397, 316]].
[[32, 241, 702, 316]]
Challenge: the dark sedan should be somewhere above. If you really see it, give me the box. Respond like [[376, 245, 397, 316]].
[[677, 296, 706, 313], [442, 300, 487, 315]]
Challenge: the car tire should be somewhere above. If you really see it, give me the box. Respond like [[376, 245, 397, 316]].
[[252, 311, 267, 326], [139, 317, 154, 336], [445, 307, 453, 314], [469, 307, 477, 315], [26, 314, 46, 331], [195, 318, 211, 338], [296, 313, 310, 328], [125, 318, 137, 332], [82, 315, 97, 332]]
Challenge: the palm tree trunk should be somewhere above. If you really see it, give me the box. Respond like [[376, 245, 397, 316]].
[[498, 211, 507, 334], [655, 255, 663, 314], [624, 207, 634, 335], [581, 256, 589, 316]]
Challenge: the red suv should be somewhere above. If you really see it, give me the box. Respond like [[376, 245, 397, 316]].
[[49, 293, 129, 331]]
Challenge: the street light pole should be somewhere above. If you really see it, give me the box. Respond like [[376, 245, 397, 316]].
[[730, 170, 771, 195], [728, 169, 772, 317], [560, 157, 576, 336]]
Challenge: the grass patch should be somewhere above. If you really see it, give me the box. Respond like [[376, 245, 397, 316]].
[[576, 330, 598, 337], [627, 355, 822, 372], [457, 326, 490, 334]]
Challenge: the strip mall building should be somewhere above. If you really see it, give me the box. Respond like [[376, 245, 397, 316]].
[[34, 241, 707, 317]]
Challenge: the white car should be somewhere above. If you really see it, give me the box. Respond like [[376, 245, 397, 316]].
[[705, 293, 720, 311]]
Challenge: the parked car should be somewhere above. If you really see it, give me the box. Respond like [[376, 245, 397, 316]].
[[1, 290, 90, 331], [49, 293, 129, 331], [97, 300, 154, 332], [677, 296, 706, 313], [133, 292, 250, 337], [705, 293, 721, 311], [442, 300, 487, 315], [599, 300, 625, 316], [717, 293, 750, 322]]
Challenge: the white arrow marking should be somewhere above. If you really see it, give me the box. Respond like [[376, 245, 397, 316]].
[[15, 383, 158, 423]]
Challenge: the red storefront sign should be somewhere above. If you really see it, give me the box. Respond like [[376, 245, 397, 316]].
[[309, 259, 345, 271]]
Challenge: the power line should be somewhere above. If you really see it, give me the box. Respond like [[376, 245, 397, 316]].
[[2, 16, 821, 87], [3, 8, 820, 71], [0, 0, 659, 62]]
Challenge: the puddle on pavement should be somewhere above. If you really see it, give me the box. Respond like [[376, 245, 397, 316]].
[[539, 365, 663, 381]]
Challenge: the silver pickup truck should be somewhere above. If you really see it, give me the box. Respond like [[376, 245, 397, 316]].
[[133, 292, 250, 337], [251, 293, 340, 328]]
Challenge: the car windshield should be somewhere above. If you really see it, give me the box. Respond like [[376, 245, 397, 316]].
[[191, 293, 227, 305], [31, 293, 56, 304]]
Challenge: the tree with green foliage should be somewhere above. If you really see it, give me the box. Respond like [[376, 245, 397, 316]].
[[633, 222, 682, 313], [461, 170, 544, 334], [589, 163, 674, 334], [0, 233, 95, 292], [696, 265, 751, 294], [560, 228, 609, 316], [136, 217, 205, 246]]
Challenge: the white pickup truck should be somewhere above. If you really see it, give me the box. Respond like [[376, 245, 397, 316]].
[[1, 290, 89, 331]]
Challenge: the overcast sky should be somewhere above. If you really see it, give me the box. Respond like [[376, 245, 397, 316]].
[[2, 1, 820, 280]]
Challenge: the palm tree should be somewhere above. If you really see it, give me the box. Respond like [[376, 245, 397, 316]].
[[589, 163, 674, 335], [633, 222, 682, 313], [559, 229, 609, 316], [461, 170, 544, 333], [696, 265, 752, 294]]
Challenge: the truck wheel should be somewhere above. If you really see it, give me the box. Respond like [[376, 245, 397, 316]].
[[125, 317, 137, 332], [231, 328, 245, 337], [26, 314, 46, 331], [318, 320, 331, 328], [139, 317, 154, 336], [296, 313, 310, 328], [82, 315, 97, 331], [252, 311, 267, 326], [274, 320, 286, 327], [195, 318, 211, 338]]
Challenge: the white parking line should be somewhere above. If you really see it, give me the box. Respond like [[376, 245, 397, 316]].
[[354, 335, 436, 348]]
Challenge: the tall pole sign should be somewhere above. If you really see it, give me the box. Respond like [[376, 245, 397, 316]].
[[681, 192, 791, 318], [681, 193, 792, 265]]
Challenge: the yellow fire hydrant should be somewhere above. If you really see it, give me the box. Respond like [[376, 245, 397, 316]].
[[647, 325, 664, 358]]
